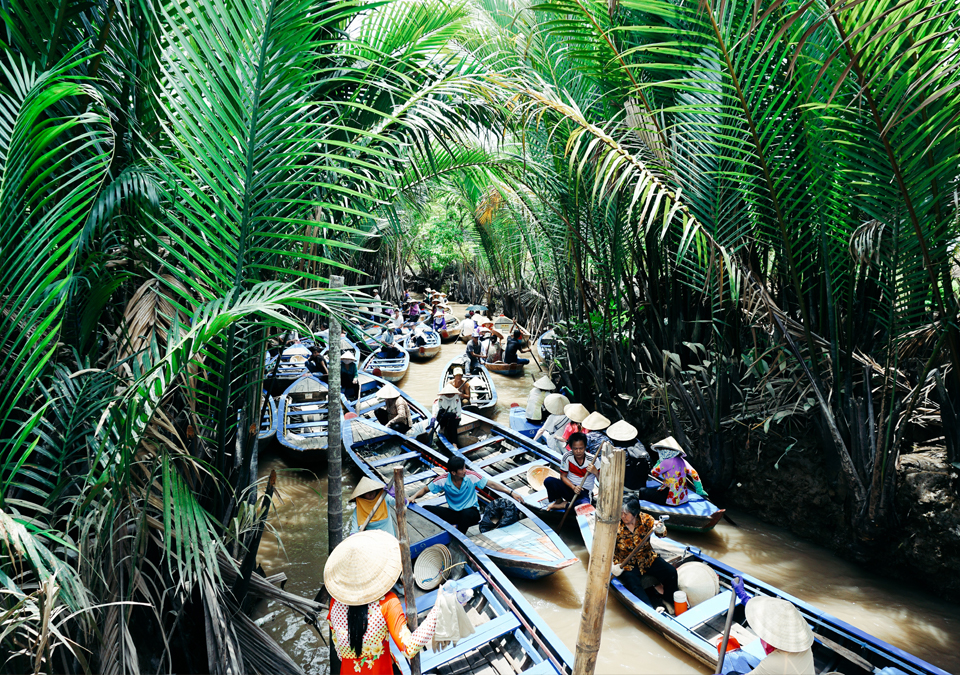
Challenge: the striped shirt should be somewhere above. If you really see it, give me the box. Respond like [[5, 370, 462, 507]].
[[560, 451, 601, 492]]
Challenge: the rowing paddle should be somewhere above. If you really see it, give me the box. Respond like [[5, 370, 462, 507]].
[[715, 580, 738, 674], [558, 443, 603, 529]]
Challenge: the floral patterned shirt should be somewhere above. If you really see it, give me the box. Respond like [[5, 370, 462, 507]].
[[613, 514, 657, 573], [651, 457, 702, 506]]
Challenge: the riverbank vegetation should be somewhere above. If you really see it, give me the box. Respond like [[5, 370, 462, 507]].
[[2, 0, 958, 670]]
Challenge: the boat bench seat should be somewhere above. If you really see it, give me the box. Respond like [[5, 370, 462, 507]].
[[420, 612, 521, 671], [370, 451, 420, 467], [676, 590, 733, 628], [404, 469, 440, 485], [460, 436, 507, 454], [475, 448, 528, 468], [494, 460, 546, 483], [285, 420, 328, 429]]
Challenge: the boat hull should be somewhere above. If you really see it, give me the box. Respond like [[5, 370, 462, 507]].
[[403, 330, 441, 360], [361, 349, 410, 383], [275, 376, 330, 464], [484, 361, 525, 376], [508, 406, 542, 439], [438, 358, 497, 415]]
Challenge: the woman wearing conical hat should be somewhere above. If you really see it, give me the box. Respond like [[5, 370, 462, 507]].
[[581, 411, 611, 455], [533, 394, 570, 453], [717, 588, 815, 674], [642, 436, 708, 506], [560, 403, 589, 442], [325, 531, 439, 673], [348, 477, 397, 537], [524, 375, 556, 423]]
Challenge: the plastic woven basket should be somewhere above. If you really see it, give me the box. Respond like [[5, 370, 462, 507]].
[[414, 544, 452, 590]]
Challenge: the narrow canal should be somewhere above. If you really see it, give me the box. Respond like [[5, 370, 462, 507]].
[[253, 304, 960, 674]]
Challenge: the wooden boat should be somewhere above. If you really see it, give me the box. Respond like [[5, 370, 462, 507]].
[[263, 343, 312, 395], [635, 478, 725, 532], [575, 503, 948, 675], [341, 417, 579, 580], [492, 315, 525, 336], [392, 503, 574, 674], [437, 313, 461, 342], [535, 329, 556, 361], [362, 348, 410, 383], [317, 331, 359, 356], [258, 394, 277, 450], [439, 358, 497, 415], [483, 360, 525, 376], [276, 376, 329, 463], [403, 328, 441, 360], [346, 371, 432, 431]]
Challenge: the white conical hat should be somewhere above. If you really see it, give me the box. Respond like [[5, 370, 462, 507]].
[[582, 411, 611, 431], [533, 376, 555, 390], [350, 476, 386, 501], [564, 403, 589, 423], [440, 382, 460, 396], [377, 384, 401, 399], [677, 562, 719, 608], [340, 351, 357, 361], [544, 394, 570, 415], [745, 597, 815, 652], [607, 420, 638, 442], [652, 435, 685, 459], [323, 531, 402, 605]]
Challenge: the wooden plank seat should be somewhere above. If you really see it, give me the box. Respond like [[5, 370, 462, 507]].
[[370, 451, 421, 467], [474, 448, 527, 468], [285, 420, 329, 430], [490, 460, 545, 483], [420, 613, 522, 671], [404, 470, 440, 485], [675, 590, 733, 629], [460, 436, 507, 454]]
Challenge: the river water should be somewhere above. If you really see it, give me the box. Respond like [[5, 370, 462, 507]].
[[254, 304, 960, 674]]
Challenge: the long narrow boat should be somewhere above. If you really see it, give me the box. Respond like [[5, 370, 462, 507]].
[[390, 501, 574, 674], [264, 343, 312, 395], [276, 376, 330, 463], [362, 348, 410, 383], [341, 416, 579, 580], [403, 328, 441, 360], [535, 329, 556, 361], [438, 358, 497, 415], [438, 313, 461, 342], [258, 394, 277, 451], [438, 414, 725, 532], [575, 503, 948, 675]]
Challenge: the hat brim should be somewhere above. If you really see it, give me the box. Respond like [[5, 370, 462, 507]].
[[324, 531, 402, 605]]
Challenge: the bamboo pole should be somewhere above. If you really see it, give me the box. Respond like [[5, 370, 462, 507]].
[[573, 442, 624, 675], [393, 467, 421, 675], [328, 275, 344, 553]]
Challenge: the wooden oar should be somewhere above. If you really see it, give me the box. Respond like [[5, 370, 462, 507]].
[[356, 490, 388, 532], [715, 583, 738, 674], [558, 445, 603, 529]]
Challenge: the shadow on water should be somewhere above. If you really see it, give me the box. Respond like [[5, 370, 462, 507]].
[[250, 303, 960, 674]]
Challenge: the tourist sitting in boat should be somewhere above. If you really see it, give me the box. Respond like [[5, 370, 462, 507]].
[[409, 456, 519, 533], [465, 334, 483, 375], [611, 498, 678, 611], [561, 403, 589, 441], [525, 375, 556, 423], [405, 301, 420, 323], [606, 421, 651, 491], [461, 310, 476, 340], [340, 351, 359, 399], [305, 346, 328, 375], [544, 432, 599, 510], [434, 382, 463, 447], [373, 384, 411, 433], [325, 530, 439, 674], [533, 393, 570, 452], [387, 307, 404, 332], [582, 411, 611, 455], [412, 321, 429, 347], [720, 585, 815, 675], [430, 305, 447, 333], [504, 330, 530, 365], [376, 327, 402, 359], [641, 436, 708, 506], [451, 367, 471, 405], [348, 477, 397, 536]]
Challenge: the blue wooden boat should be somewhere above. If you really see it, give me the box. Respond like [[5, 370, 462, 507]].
[[258, 393, 277, 451], [403, 328, 441, 360], [341, 416, 579, 580], [439, 357, 497, 415], [535, 329, 556, 362], [264, 343, 312, 394], [317, 330, 359, 356], [362, 348, 410, 383], [483, 360, 525, 376], [388, 504, 574, 675], [635, 478, 725, 532], [276, 375, 330, 464], [575, 503, 948, 675]]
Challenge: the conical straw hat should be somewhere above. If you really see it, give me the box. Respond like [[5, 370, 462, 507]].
[[652, 435, 685, 459], [607, 420, 638, 442], [677, 562, 719, 608], [745, 597, 814, 652], [533, 376, 555, 390], [564, 403, 589, 423], [377, 384, 401, 399], [544, 394, 570, 415], [323, 531, 402, 605], [527, 465, 560, 491], [440, 382, 460, 396], [340, 351, 357, 361], [350, 477, 386, 501], [582, 411, 611, 431]]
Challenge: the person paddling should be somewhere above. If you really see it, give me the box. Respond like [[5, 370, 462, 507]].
[[409, 457, 518, 533], [641, 436, 708, 506], [544, 432, 599, 510]]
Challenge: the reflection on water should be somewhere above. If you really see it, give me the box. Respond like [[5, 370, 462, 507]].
[[253, 304, 960, 674]]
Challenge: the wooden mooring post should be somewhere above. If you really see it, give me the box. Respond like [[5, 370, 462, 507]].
[[327, 275, 344, 553], [573, 442, 625, 675], [393, 466, 421, 675]]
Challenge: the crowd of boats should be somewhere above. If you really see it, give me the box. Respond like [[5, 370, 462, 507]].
[[257, 296, 947, 675]]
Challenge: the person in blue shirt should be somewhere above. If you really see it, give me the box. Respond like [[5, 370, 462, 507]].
[[409, 457, 518, 533]]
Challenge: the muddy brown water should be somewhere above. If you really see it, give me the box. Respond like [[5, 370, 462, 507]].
[[254, 304, 960, 674]]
